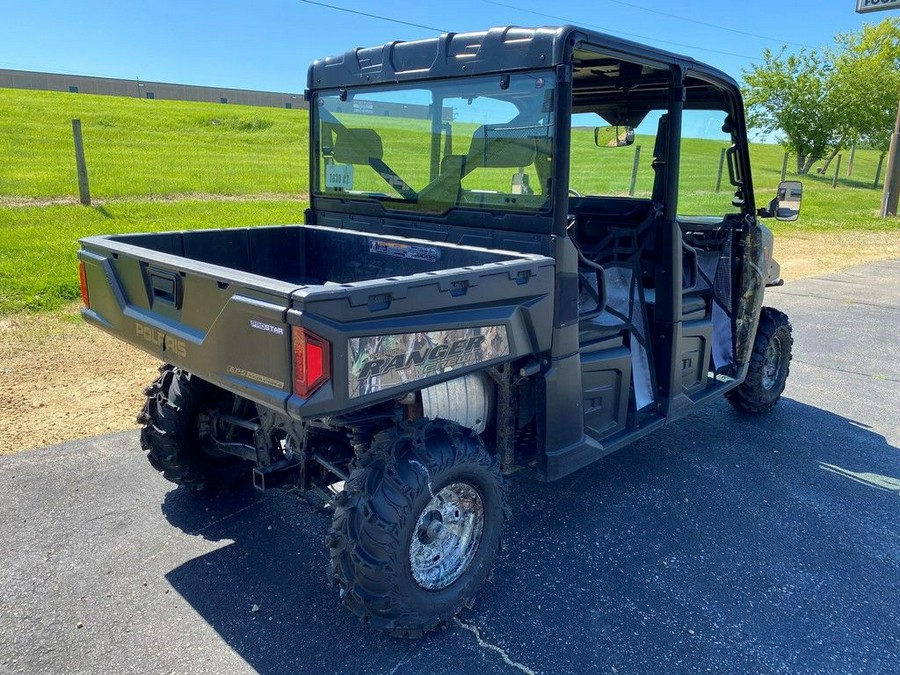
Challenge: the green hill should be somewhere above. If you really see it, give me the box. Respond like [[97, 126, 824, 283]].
[[0, 88, 309, 199], [0, 87, 894, 314]]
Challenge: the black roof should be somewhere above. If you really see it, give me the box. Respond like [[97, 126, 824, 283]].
[[307, 25, 740, 96]]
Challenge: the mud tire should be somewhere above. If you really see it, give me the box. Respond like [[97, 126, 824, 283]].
[[139, 364, 251, 491], [726, 307, 793, 414], [327, 418, 509, 637]]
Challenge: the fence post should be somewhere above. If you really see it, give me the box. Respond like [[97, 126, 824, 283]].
[[780, 152, 788, 182], [832, 154, 841, 189], [72, 119, 91, 206], [628, 145, 641, 197], [874, 153, 885, 189], [715, 147, 726, 193], [847, 145, 855, 177]]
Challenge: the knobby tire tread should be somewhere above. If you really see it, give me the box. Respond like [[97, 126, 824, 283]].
[[138, 364, 248, 491], [726, 306, 792, 414], [327, 418, 509, 638]]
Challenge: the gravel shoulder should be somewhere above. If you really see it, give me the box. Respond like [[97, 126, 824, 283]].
[[1, 230, 898, 455], [0, 312, 160, 453]]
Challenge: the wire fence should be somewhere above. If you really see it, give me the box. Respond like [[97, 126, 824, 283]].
[[769, 148, 887, 191]]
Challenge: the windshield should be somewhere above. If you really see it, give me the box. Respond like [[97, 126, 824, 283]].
[[313, 71, 556, 214]]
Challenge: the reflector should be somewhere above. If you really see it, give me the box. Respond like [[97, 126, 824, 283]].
[[78, 261, 90, 308]]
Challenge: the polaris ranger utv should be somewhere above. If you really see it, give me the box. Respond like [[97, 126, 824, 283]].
[[78, 25, 801, 636]]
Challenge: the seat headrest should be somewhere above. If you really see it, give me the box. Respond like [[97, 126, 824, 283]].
[[466, 125, 537, 168], [333, 127, 384, 164]]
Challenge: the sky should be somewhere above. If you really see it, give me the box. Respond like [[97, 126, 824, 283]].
[[0, 0, 892, 94]]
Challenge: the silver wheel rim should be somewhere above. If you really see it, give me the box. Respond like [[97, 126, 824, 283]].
[[409, 482, 484, 591], [762, 335, 783, 390]]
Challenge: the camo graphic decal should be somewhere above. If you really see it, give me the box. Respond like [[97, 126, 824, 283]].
[[348, 326, 509, 398], [735, 223, 766, 367]]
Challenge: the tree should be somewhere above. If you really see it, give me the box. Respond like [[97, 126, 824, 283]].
[[830, 18, 900, 152], [742, 18, 900, 175], [743, 49, 846, 175]]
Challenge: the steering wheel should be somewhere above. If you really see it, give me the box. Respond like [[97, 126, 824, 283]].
[[568, 188, 582, 198]]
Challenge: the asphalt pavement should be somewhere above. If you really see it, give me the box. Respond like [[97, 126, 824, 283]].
[[1, 259, 898, 675]]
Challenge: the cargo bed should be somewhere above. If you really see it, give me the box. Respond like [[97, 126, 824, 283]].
[[79, 224, 555, 418]]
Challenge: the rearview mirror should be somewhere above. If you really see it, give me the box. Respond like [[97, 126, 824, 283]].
[[774, 180, 802, 222], [594, 125, 635, 148]]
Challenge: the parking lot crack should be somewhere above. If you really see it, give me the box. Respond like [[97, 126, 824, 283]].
[[773, 290, 899, 310], [454, 617, 537, 674], [387, 648, 422, 675], [188, 499, 267, 537], [792, 358, 900, 384]]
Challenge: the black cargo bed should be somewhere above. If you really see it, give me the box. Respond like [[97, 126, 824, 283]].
[[79, 224, 556, 419], [106, 224, 531, 287]]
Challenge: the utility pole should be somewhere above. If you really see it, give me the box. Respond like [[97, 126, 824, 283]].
[[881, 101, 900, 217]]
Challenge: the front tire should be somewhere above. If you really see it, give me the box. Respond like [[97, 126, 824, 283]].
[[327, 419, 509, 637], [727, 307, 793, 414]]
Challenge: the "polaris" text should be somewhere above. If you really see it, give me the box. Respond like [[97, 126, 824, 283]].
[[135, 322, 187, 358]]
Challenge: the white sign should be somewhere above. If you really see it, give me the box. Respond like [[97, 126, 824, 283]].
[[325, 163, 354, 190], [857, 0, 900, 13]]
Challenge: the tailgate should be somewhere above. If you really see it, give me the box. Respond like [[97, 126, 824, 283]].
[[79, 236, 300, 412]]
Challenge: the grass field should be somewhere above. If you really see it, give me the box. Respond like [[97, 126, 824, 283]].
[[0, 199, 305, 313], [0, 87, 896, 315], [0, 88, 308, 198]]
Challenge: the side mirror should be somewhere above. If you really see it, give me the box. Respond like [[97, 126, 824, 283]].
[[774, 180, 802, 222], [594, 125, 635, 148]]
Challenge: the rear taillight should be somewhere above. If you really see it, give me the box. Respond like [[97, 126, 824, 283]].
[[292, 327, 330, 397], [78, 261, 90, 308]]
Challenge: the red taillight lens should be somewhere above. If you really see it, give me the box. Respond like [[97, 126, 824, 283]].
[[78, 261, 90, 308], [292, 327, 330, 397]]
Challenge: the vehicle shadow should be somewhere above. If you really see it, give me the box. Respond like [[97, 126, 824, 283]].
[[161, 396, 899, 674]]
